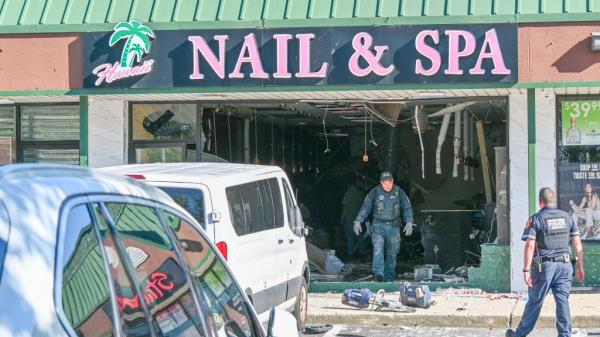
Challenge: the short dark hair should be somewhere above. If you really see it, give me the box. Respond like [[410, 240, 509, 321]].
[[538, 187, 557, 204]]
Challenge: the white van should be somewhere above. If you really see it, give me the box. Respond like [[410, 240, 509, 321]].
[[101, 163, 310, 329]]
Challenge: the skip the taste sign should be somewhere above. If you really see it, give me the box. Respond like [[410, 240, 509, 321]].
[[84, 20, 517, 89]]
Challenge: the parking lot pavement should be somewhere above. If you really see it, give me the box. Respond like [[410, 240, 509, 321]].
[[300, 326, 597, 337]]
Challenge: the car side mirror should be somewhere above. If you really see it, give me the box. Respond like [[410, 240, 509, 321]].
[[267, 307, 299, 337]]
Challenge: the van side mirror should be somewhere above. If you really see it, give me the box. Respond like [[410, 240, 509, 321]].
[[209, 211, 222, 223], [267, 307, 299, 337]]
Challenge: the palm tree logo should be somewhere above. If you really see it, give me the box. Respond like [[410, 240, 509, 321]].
[[109, 20, 155, 69]]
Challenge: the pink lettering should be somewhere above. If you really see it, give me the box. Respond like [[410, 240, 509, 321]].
[[444, 30, 476, 75], [469, 29, 511, 75], [415, 30, 441, 76], [295, 34, 328, 78], [116, 272, 175, 311], [229, 33, 269, 79], [93, 60, 154, 86], [273, 34, 293, 79], [188, 35, 228, 80]]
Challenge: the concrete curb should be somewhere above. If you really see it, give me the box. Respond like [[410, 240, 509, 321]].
[[307, 314, 600, 329], [307, 293, 600, 329]]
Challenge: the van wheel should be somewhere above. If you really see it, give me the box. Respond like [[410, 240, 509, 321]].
[[293, 278, 308, 331]]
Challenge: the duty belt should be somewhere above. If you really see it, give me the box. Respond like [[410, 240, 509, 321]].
[[375, 219, 397, 225], [541, 254, 570, 263]]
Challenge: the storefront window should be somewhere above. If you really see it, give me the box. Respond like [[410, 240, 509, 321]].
[[132, 104, 196, 141], [557, 98, 600, 241], [135, 146, 184, 164], [131, 103, 200, 163], [0, 107, 16, 165], [0, 107, 15, 138], [19, 105, 80, 165], [21, 105, 79, 141]]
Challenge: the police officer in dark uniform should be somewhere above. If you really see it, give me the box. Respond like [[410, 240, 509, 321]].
[[353, 171, 415, 282], [507, 187, 585, 337]]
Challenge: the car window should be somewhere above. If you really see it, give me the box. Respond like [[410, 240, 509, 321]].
[[226, 178, 284, 235], [0, 201, 9, 283], [105, 203, 206, 337], [158, 186, 205, 228], [161, 210, 258, 337], [282, 180, 296, 230], [226, 182, 262, 235], [91, 203, 153, 337], [60, 204, 116, 337]]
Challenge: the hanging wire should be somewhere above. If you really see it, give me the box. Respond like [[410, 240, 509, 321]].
[[308, 129, 312, 171], [254, 112, 260, 164], [369, 112, 378, 146], [322, 107, 331, 153], [299, 126, 304, 172], [282, 124, 287, 170], [415, 106, 426, 179], [212, 109, 218, 155], [362, 109, 368, 162], [227, 110, 232, 161], [270, 116, 275, 165], [292, 128, 296, 173]]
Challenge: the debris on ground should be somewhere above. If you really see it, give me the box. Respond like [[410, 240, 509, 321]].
[[302, 324, 334, 335]]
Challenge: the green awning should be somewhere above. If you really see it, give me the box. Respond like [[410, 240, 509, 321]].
[[1, 0, 600, 34]]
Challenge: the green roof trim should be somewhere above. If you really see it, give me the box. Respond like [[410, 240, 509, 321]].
[[1, 0, 600, 34]]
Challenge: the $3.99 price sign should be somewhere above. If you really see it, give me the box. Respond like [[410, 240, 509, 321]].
[[562, 100, 600, 146]]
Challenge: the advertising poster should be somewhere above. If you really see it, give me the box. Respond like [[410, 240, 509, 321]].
[[561, 100, 600, 146], [558, 163, 600, 241]]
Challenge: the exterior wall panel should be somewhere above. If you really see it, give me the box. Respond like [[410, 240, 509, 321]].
[[0, 34, 82, 91], [519, 23, 600, 83]]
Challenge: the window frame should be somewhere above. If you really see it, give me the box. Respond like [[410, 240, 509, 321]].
[[129, 101, 204, 164], [16, 103, 80, 164], [281, 178, 297, 231], [86, 193, 265, 337], [54, 197, 122, 337]]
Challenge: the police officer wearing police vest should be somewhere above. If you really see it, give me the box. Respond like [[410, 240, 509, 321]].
[[353, 171, 415, 282], [506, 187, 585, 337]]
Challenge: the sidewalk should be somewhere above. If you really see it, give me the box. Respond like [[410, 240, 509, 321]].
[[306, 290, 600, 328]]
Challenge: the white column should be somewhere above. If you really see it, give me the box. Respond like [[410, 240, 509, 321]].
[[88, 98, 128, 168], [535, 89, 557, 192], [508, 89, 529, 292]]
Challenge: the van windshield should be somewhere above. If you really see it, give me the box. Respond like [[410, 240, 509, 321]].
[[158, 186, 205, 227]]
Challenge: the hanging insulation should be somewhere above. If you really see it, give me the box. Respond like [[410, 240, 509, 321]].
[[452, 111, 462, 178], [463, 110, 469, 181], [436, 113, 452, 175], [415, 106, 425, 179]]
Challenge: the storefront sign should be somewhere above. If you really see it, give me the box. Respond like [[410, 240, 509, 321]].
[[558, 163, 600, 241], [84, 22, 517, 89], [561, 100, 600, 146], [93, 20, 156, 86]]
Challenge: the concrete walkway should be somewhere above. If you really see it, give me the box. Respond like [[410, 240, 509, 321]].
[[307, 290, 600, 328]]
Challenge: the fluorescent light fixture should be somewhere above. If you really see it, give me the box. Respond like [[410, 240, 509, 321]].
[[591, 33, 600, 51]]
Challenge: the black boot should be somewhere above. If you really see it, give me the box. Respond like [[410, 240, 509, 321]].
[[505, 329, 518, 337], [374, 274, 384, 282]]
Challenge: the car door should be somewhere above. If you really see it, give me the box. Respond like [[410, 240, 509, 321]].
[[223, 181, 274, 316], [280, 178, 306, 302], [256, 178, 289, 310]]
